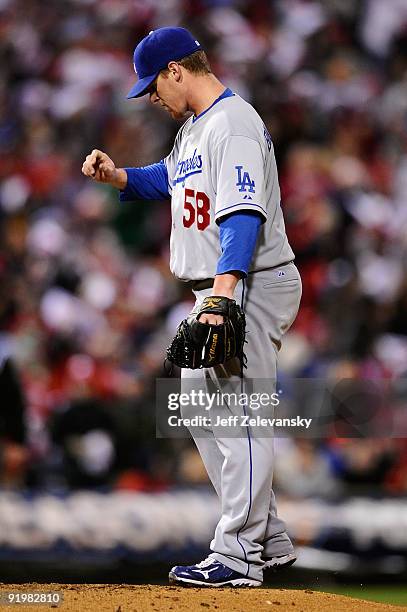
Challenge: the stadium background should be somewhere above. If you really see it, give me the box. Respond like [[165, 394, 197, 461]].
[[0, 0, 406, 606]]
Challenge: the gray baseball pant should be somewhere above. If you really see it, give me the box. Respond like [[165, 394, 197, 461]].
[[181, 262, 302, 582]]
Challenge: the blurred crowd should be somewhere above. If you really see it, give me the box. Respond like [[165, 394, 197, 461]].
[[0, 0, 407, 498]]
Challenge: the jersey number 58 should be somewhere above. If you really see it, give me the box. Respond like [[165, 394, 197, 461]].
[[183, 188, 210, 231]]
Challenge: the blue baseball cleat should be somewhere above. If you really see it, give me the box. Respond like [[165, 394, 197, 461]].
[[168, 556, 262, 587]]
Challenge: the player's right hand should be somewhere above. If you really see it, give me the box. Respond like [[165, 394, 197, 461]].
[[82, 149, 117, 184]]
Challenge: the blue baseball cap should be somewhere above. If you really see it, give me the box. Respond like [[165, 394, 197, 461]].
[[127, 27, 202, 99]]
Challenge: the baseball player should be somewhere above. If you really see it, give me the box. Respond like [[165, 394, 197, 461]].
[[82, 27, 302, 587]]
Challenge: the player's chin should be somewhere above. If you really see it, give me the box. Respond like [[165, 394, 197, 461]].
[[168, 109, 184, 120], [163, 106, 185, 120]]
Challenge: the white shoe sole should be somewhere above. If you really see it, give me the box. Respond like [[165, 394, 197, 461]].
[[264, 553, 297, 571], [168, 571, 262, 588]]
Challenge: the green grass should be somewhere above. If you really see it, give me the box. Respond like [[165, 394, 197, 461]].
[[315, 586, 407, 606]]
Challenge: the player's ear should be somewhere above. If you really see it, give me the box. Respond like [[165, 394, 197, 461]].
[[168, 61, 182, 83]]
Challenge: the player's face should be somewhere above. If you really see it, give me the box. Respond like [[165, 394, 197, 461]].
[[148, 71, 187, 119]]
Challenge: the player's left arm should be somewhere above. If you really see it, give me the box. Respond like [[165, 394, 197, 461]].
[[201, 134, 267, 324], [200, 211, 262, 324]]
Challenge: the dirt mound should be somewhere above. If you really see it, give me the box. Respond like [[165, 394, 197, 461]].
[[0, 584, 403, 611]]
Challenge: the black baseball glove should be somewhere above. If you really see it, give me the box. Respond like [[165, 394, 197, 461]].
[[166, 296, 246, 369]]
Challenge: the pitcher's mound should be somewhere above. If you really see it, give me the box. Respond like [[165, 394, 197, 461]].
[[1, 584, 403, 611]]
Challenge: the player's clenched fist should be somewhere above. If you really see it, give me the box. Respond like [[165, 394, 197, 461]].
[[82, 150, 127, 189], [82, 149, 115, 181]]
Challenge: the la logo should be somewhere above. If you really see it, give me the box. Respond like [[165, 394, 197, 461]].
[[235, 166, 255, 200]]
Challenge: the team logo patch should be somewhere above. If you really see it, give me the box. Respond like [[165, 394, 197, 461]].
[[235, 165, 255, 200]]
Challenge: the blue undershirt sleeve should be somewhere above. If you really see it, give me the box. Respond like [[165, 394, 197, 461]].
[[216, 211, 262, 277], [119, 160, 169, 201]]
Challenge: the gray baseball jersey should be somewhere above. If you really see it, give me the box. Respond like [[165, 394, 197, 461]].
[[164, 93, 294, 281]]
